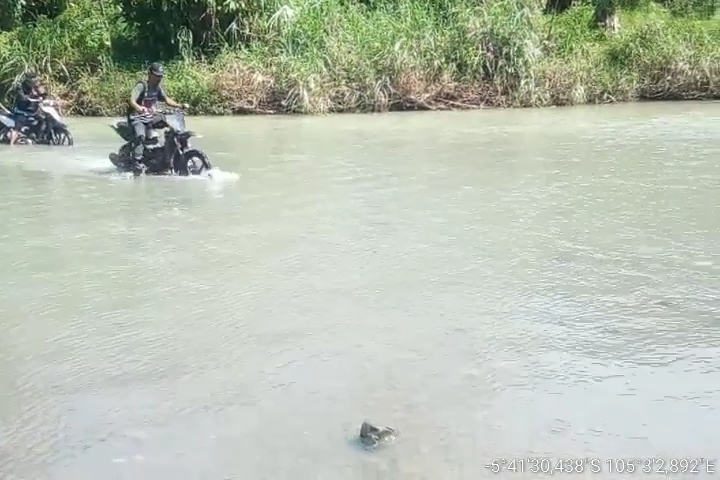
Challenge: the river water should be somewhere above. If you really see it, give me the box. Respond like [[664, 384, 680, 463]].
[[0, 103, 719, 479]]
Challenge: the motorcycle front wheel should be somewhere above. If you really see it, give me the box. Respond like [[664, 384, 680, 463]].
[[52, 127, 73, 146], [174, 149, 212, 176]]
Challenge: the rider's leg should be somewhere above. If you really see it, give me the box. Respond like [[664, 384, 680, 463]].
[[34, 112, 45, 135], [131, 119, 146, 161], [9, 115, 27, 146]]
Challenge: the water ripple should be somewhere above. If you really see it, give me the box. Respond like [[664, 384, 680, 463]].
[[1, 104, 720, 479]]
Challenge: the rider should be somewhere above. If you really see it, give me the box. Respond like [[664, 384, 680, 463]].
[[127, 62, 188, 164], [9, 72, 43, 146]]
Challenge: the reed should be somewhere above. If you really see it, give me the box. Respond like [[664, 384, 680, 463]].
[[0, 0, 717, 115]]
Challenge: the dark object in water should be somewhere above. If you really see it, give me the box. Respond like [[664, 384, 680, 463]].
[[359, 421, 398, 448], [0, 99, 73, 146], [108, 109, 211, 177]]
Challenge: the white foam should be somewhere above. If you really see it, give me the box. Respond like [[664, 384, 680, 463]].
[[4, 145, 242, 185], [204, 167, 240, 183], [101, 166, 240, 184]]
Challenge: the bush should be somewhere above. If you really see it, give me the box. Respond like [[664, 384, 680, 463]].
[[0, 0, 717, 114]]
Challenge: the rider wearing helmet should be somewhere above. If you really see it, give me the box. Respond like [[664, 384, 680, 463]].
[[127, 62, 189, 163], [8, 72, 43, 145]]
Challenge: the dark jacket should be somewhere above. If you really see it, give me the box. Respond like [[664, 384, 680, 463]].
[[13, 79, 41, 114], [127, 80, 167, 118]]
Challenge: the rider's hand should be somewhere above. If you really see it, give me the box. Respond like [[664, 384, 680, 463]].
[[138, 106, 148, 114], [182, 103, 190, 110]]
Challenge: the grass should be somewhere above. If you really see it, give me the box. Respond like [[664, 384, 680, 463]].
[[0, 0, 718, 116]]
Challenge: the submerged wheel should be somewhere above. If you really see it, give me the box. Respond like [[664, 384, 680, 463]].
[[52, 128, 73, 146], [119, 143, 133, 159], [110, 143, 137, 172], [175, 149, 212, 176]]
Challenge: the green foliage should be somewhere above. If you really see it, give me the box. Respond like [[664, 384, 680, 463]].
[[0, 0, 25, 31], [658, 0, 716, 17], [0, 0, 116, 95], [115, 0, 275, 58], [0, 0, 69, 31], [606, 9, 719, 70], [0, 0, 717, 113]]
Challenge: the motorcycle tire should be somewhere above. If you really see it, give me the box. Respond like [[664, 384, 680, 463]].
[[51, 127, 73, 146], [174, 149, 212, 176]]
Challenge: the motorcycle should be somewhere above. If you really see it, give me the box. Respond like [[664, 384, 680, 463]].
[[0, 106, 12, 143], [0, 99, 73, 145], [108, 109, 212, 176]]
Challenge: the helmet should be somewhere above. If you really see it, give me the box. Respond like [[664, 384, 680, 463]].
[[23, 71, 38, 86], [21, 72, 38, 90], [148, 62, 165, 77]]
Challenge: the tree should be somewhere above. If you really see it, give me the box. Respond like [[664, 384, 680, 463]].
[[594, 0, 620, 32], [0, 0, 68, 31], [544, 0, 621, 32]]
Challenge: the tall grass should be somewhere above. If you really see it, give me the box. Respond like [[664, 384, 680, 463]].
[[0, 0, 718, 115]]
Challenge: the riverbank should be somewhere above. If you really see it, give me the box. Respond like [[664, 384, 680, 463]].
[[0, 0, 718, 116]]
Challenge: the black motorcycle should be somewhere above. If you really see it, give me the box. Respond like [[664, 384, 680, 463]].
[[0, 99, 73, 145], [108, 109, 212, 176]]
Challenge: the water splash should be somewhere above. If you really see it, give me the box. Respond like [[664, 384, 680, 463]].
[[94, 165, 240, 183], [203, 167, 240, 183]]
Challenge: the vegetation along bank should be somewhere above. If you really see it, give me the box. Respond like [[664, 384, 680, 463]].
[[0, 0, 718, 116]]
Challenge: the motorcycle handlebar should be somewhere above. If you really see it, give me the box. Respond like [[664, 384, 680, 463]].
[[140, 107, 186, 115], [137, 109, 187, 132], [137, 108, 185, 121]]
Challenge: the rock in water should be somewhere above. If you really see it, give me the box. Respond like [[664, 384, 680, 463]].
[[359, 421, 398, 448]]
